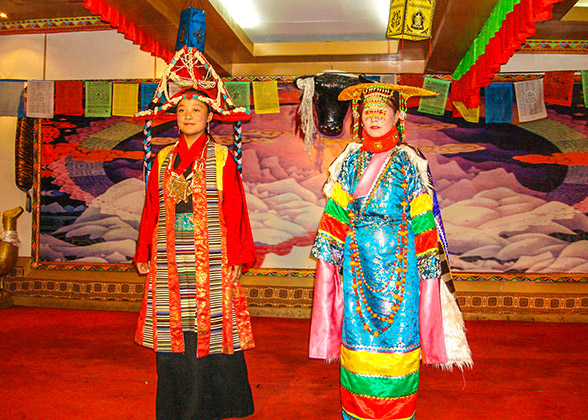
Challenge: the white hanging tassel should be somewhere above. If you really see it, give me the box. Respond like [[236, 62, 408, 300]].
[[297, 77, 317, 151]]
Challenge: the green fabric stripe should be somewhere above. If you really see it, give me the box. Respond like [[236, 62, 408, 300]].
[[341, 367, 419, 399], [453, 0, 520, 80], [325, 198, 349, 224], [411, 211, 435, 235]]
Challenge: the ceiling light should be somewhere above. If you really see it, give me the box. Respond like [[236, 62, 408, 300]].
[[0, 12, 8, 19], [218, 0, 260, 28]]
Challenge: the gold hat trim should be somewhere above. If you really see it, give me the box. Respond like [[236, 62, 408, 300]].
[[338, 83, 438, 101]]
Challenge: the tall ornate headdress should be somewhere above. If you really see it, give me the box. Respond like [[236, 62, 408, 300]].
[[135, 46, 251, 180], [338, 83, 437, 142]]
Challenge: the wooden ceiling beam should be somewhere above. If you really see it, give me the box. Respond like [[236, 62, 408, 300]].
[[426, 0, 501, 74]]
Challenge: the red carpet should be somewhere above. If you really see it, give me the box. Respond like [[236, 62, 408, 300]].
[[0, 307, 586, 419]]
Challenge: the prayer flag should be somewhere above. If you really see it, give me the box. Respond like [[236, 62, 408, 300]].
[[0, 81, 25, 117], [582, 71, 588, 108], [112, 83, 139, 117], [543, 71, 575, 106], [514, 79, 547, 123], [252, 81, 280, 114], [26, 80, 54, 118], [484, 83, 513, 123], [452, 101, 479, 123], [224, 81, 251, 111], [140, 83, 158, 111], [55, 81, 84, 116], [418, 77, 450, 116], [85, 81, 112, 117]]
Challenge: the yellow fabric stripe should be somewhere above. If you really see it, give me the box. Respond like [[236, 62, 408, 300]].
[[157, 145, 175, 175], [331, 183, 352, 209], [341, 345, 420, 378], [214, 143, 228, 192], [410, 193, 433, 217]]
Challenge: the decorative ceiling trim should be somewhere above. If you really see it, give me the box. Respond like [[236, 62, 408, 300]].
[[82, 0, 174, 63], [519, 39, 588, 53], [451, 0, 563, 109], [0, 17, 111, 35]]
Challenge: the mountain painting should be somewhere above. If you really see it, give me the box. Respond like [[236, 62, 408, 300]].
[[35, 96, 588, 273]]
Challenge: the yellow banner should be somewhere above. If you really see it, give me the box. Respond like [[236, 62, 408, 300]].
[[387, 0, 436, 41], [112, 83, 139, 117], [453, 101, 480, 123], [252, 81, 280, 114]]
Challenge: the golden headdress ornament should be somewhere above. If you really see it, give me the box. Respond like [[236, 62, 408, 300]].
[[338, 83, 438, 142]]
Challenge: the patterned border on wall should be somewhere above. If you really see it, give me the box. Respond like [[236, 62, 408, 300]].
[[245, 269, 588, 283], [5, 266, 144, 303], [245, 286, 314, 309], [453, 272, 588, 283], [519, 39, 588, 54], [5, 265, 587, 319], [0, 17, 112, 35], [457, 292, 588, 316], [245, 268, 315, 278]]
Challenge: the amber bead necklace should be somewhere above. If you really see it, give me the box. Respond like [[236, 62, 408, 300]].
[[349, 164, 409, 337]]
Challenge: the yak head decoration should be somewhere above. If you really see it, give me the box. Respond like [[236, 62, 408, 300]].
[[295, 71, 372, 150]]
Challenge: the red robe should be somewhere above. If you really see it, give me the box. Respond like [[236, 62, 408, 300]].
[[134, 133, 256, 355], [134, 134, 256, 270]]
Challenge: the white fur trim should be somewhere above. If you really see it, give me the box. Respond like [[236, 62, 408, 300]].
[[434, 280, 473, 371], [322, 143, 362, 198], [398, 144, 433, 195]]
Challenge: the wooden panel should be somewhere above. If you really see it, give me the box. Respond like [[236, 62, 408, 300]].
[[426, 0, 501, 73]]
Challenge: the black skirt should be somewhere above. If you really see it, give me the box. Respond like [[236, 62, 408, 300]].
[[155, 332, 254, 420]]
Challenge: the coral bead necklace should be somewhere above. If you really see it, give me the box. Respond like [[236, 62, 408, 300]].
[[349, 165, 409, 338]]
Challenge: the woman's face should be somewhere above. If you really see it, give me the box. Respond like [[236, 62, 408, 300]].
[[176, 97, 212, 139], [361, 102, 399, 138]]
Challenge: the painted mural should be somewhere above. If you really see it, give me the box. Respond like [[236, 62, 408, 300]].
[[35, 89, 588, 273]]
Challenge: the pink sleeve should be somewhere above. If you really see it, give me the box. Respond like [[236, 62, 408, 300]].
[[419, 277, 448, 365], [309, 259, 343, 360]]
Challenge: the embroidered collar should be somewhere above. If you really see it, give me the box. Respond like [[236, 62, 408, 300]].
[[361, 127, 399, 153]]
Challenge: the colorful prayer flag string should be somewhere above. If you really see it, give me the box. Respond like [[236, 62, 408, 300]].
[[233, 120, 243, 175]]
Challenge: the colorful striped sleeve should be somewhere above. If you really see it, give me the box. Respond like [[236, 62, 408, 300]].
[[409, 189, 441, 280], [311, 182, 353, 266]]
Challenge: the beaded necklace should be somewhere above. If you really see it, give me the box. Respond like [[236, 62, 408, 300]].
[[349, 159, 409, 337]]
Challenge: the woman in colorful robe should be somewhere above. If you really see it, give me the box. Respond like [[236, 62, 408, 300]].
[[134, 88, 256, 420], [309, 83, 472, 420]]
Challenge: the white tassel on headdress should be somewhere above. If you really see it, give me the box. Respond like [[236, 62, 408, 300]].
[[297, 77, 317, 151], [322, 142, 362, 198]]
